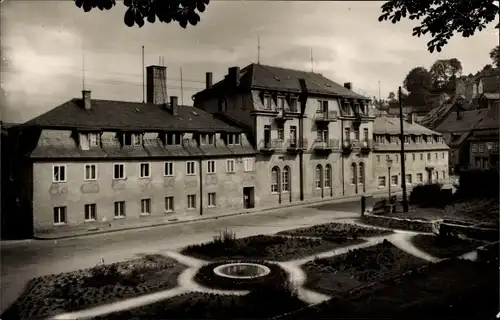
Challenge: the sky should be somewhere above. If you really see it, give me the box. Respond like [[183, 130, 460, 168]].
[[1, 1, 498, 123]]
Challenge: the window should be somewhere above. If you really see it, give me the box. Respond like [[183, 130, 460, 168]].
[[277, 97, 285, 111], [344, 127, 351, 141], [315, 165, 323, 189], [200, 133, 215, 145], [53, 207, 67, 225], [435, 153, 438, 159], [208, 192, 217, 207], [132, 133, 142, 146], [404, 154, 407, 162], [114, 201, 126, 218], [479, 143, 484, 152], [289, 97, 298, 112], [324, 165, 331, 188], [271, 167, 280, 193], [493, 142, 499, 152], [282, 166, 290, 192], [358, 162, 365, 184], [475, 157, 481, 168], [140, 163, 150, 178], [363, 128, 369, 141], [472, 143, 478, 152], [415, 173, 423, 183], [84, 204, 97, 221], [227, 133, 241, 145], [386, 154, 390, 161], [89, 133, 100, 147], [53, 165, 67, 183], [123, 133, 142, 146], [113, 164, 125, 180], [165, 196, 174, 213], [427, 153, 431, 161], [395, 155, 399, 162], [420, 153, 423, 160], [264, 95, 272, 109], [391, 175, 398, 186], [140, 199, 151, 215], [412, 154, 416, 162], [404, 136, 411, 144], [317, 128, 328, 141], [442, 171, 446, 179], [354, 129, 360, 141], [166, 133, 182, 146], [277, 125, 284, 141], [405, 174, 412, 184], [187, 195, 196, 209], [376, 155, 380, 163], [207, 160, 216, 174], [164, 162, 174, 176], [84, 164, 97, 181], [226, 159, 235, 173], [378, 176, 386, 187], [186, 161, 196, 175], [442, 152, 445, 159], [350, 163, 357, 185], [243, 158, 254, 172]]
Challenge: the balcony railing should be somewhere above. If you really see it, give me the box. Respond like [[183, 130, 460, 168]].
[[360, 139, 374, 151], [285, 138, 308, 151], [314, 111, 338, 122], [275, 110, 295, 121], [342, 139, 360, 152], [259, 139, 284, 152], [313, 139, 340, 151]]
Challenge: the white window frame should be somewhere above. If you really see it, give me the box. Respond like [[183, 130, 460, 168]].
[[479, 144, 484, 152], [187, 194, 197, 209], [139, 163, 151, 178], [88, 132, 100, 147], [391, 175, 398, 186], [166, 133, 182, 146], [271, 168, 279, 193], [324, 166, 331, 188], [315, 166, 322, 189], [471, 143, 478, 152], [208, 192, 216, 207], [405, 174, 412, 185], [207, 160, 216, 174], [228, 133, 241, 145], [186, 161, 196, 176], [84, 203, 97, 222], [132, 133, 143, 146], [378, 176, 386, 188], [84, 164, 97, 181], [113, 163, 126, 180], [165, 196, 174, 213], [53, 206, 67, 225], [140, 198, 151, 215], [53, 165, 67, 183], [114, 201, 126, 218], [226, 159, 235, 173], [282, 168, 290, 192], [376, 155, 380, 163], [416, 173, 423, 183], [243, 158, 254, 172], [164, 162, 174, 177]]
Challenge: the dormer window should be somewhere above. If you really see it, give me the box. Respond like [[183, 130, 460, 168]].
[[404, 136, 411, 144], [359, 103, 366, 114], [80, 132, 101, 150], [353, 103, 360, 114], [200, 133, 215, 145], [227, 133, 240, 145], [289, 97, 298, 112], [218, 98, 227, 112], [317, 100, 328, 113], [423, 135, 428, 143], [342, 101, 352, 115], [122, 133, 142, 147], [166, 133, 182, 146], [277, 97, 285, 111], [263, 95, 272, 110]]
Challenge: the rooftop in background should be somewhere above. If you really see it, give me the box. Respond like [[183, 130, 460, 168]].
[[435, 109, 488, 133], [474, 101, 499, 131], [194, 63, 369, 100], [373, 116, 440, 136]]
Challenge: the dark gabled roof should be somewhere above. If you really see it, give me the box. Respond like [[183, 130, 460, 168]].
[[474, 102, 499, 131], [479, 73, 500, 93], [22, 99, 242, 132], [435, 109, 488, 133], [194, 63, 368, 100]]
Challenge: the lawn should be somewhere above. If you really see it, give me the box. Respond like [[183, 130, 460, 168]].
[[1, 254, 187, 320], [282, 259, 499, 319], [410, 234, 486, 259], [181, 234, 365, 261], [277, 222, 393, 239], [302, 240, 429, 296]]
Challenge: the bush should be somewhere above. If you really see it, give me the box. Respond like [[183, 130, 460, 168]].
[[456, 169, 499, 199], [409, 183, 447, 207]]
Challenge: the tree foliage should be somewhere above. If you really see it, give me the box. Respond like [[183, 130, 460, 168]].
[[490, 46, 500, 68], [74, 0, 210, 28], [429, 58, 462, 92], [379, 0, 500, 53], [403, 67, 433, 94]]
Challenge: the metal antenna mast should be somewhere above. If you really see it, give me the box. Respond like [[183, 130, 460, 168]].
[[82, 53, 86, 90], [257, 36, 261, 64], [310, 48, 314, 72]]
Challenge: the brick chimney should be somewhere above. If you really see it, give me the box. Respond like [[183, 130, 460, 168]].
[[228, 67, 240, 87], [170, 96, 178, 116], [82, 90, 92, 110], [344, 82, 352, 91], [206, 72, 213, 89], [146, 65, 168, 105]]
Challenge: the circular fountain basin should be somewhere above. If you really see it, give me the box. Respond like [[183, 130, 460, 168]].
[[213, 263, 271, 279]]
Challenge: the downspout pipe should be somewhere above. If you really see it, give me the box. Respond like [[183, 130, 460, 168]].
[[298, 79, 308, 201], [199, 158, 203, 216]]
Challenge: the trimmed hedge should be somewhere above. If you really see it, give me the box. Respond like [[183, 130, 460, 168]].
[[409, 183, 448, 207], [456, 169, 499, 199]]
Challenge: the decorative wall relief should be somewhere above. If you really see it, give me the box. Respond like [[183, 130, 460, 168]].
[[49, 183, 68, 195], [139, 180, 153, 192], [185, 180, 198, 188], [164, 178, 175, 188], [111, 180, 126, 190], [206, 175, 219, 185], [80, 182, 100, 194]]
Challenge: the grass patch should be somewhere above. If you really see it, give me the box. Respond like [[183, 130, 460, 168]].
[[181, 234, 365, 261], [410, 234, 486, 259], [302, 240, 428, 296], [277, 222, 394, 239], [1, 254, 187, 320]]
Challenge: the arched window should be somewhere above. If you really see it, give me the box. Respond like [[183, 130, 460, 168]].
[[324, 164, 332, 188], [358, 162, 365, 184], [282, 166, 290, 192], [315, 165, 323, 189], [271, 167, 280, 193], [351, 163, 357, 184]]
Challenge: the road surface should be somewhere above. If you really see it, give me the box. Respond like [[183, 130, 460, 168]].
[[0, 200, 361, 312]]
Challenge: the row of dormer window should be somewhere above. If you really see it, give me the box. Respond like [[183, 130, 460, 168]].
[[373, 134, 443, 144], [79, 132, 242, 149], [261, 93, 300, 112]]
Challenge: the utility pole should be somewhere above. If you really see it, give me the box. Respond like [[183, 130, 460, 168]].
[[257, 36, 261, 64], [398, 86, 409, 212], [180, 67, 184, 106], [310, 48, 314, 72]]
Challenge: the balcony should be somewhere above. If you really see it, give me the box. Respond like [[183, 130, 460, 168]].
[[359, 140, 374, 153], [313, 139, 340, 153], [342, 139, 360, 154], [285, 138, 308, 153], [275, 110, 296, 122], [258, 139, 284, 153], [314, 111, 338, 123]]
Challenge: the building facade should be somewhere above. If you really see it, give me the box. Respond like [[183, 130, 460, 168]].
[[468, 102, 499, 169]]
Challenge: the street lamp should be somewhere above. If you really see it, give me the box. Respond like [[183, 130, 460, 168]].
[[387, 158, 393, 200]]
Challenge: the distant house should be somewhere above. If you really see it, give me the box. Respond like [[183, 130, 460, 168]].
[[471, 72, 500, 108], [468, 101, 499, 169]]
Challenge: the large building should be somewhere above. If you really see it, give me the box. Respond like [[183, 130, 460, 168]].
[[3, 64, 450, 237]]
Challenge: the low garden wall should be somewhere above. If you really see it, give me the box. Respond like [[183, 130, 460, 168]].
[[360, 213, 435, 233], [440, 222, 499, 242]]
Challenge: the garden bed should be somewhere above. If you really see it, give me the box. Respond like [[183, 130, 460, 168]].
[[1, 254, 187, 320], [97, 288, 307, 319], [410, 234, 486, 259], [277, 222, 393, 239], [301, 240, 429, 296], [181, 234, 365, 261]]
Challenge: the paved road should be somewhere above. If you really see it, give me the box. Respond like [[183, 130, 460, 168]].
[[0, 200, 361, 312]]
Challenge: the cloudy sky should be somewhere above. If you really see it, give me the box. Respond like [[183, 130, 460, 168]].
[[1, 1, 498, 122]]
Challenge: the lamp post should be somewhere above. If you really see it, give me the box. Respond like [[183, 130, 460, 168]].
[[486, 142, 493, 169], [398, 86, 409, 212], [387, 158, 393, 200]]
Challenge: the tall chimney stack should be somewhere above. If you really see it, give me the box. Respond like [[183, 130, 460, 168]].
[[82, 90, 92, 110], [206, 72, 213, 89], [344, 82, 352, 91], [228, 67, 240, 87], [170, 96, 178, 116], [146, 65, 168, 105]]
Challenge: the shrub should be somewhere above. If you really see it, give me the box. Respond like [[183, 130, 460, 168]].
[[409, 183, 446, 207], [456, 169, 499, 199]]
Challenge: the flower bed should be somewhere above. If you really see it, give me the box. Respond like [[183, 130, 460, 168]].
[[193, 260, 288, 291], [301, 240, 429, 296], [1, 254, 187, 320], [181, 234, 365, 261], [277, 222, 394, 239], [410, 234, 486, 259], [97, 289, 308, 319]]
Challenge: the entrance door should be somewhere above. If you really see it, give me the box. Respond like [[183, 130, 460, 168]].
[[243, 187, 255, 209], [427, 169, 433, 183], [264, 125, 271, 148]]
